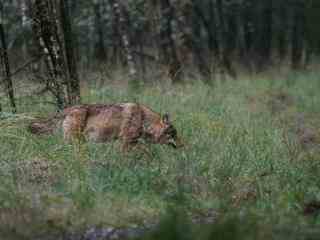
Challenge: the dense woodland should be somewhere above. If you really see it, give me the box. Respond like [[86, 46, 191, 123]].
[[1, 0, 320, 111]]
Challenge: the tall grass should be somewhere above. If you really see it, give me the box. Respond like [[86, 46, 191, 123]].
[[1, 71, 320, 238]]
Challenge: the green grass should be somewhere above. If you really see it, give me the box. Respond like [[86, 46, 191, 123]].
[[1, 71, 320, 239]]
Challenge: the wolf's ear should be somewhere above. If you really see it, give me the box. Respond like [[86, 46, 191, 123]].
[[162, 113, 170, 124]]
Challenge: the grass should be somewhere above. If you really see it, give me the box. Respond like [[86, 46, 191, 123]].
[[1, 70, 320, 239]]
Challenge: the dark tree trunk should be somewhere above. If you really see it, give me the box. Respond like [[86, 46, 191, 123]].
[[0, 16, 17, 113], [176, 2, 210, 80], [31, 0, 66, 109], [191, 2, 215, 79], [278, 1, 288, 61], [305, 0, 320, 61], [216, 0, 236, 79], [291, 0, 305, 70], [256, 0, 273, 70], [243, 0, 254, 54], [109, 0, 122, 66], [241, 0, 255, 72], [189, 3, 211, 78], [159, 0, 182, 83], [93, 0, 107, 62], [111, 0, 138, 87], [18, 0, 29, 61], [60, 0, 81, 104], [208, 0, 219, 57], [136, 29, 146, 82], [226, 1, 238, 58]]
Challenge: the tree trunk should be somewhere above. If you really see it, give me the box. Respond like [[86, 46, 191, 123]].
[[208, 0, 219, 58], [159, 0, 182, 83], [31, 0, 66, 109], [243, 0, 254, 54], [185, 2, 211, 79], [256, 0, 273, 71], [60, 0, 81, 104], [291, 0, 305, 70], [109, 0, 122, 66], [278, 1, 288, 61], [0, 2, 17, 113], [216, 0, 236, 79], [18, 0, 29, 61], [93, 0, 107, 62], [111, 0, 138, 88], [226, 1, 238, 58], [305, 0, 320, 61], [192, 2, 215, 79]]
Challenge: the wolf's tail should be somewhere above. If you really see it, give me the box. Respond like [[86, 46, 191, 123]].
[[28, 113, 63, 135]]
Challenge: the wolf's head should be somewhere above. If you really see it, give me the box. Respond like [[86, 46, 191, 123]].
[[148, 113, 182, 148]]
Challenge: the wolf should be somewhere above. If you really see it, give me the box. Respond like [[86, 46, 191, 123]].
[[28, 103, 182, 151]]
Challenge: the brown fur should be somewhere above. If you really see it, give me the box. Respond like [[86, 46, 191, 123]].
[[29, 103, 181, 151]]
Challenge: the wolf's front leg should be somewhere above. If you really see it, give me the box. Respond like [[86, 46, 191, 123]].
[[62, 108, 87, 142]]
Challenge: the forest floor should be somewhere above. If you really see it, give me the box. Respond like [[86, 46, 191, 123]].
[[1, 70, 320, 239]]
